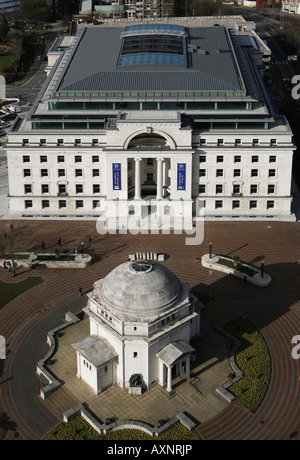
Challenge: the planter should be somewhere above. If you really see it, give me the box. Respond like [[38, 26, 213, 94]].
[[0, 252, 92, 269], [201, 254, 271, 287]]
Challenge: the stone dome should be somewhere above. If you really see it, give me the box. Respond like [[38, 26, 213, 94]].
[[96, 260, 184, 320]]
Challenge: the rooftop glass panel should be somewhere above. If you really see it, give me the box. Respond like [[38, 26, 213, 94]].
[[118, 53, 185, 68]]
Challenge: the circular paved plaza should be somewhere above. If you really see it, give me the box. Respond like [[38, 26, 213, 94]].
[[0, 219, 299, 440]]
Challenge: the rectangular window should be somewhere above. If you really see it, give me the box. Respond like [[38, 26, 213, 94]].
[[23, 155, 30, 163], [133, 352, 138, 358], [234, 155, 241, 163], [58, 169, 65, 177], [252, 155, 259, 163], [235, 139, 241, 145], [200, 139, 206, 145], [42, 200, 49, 209], [23, 169, 31, 177], [199, 184, 206, 194], [216, 169, 223, 177], [93, 184, 100, 194], [58, 184, 66, 194], [216, 184, 223, 194], [41, 169, 48, 177], [269, 155, 276, 163], [217, 139, 224, 145], [92, 169, 100, 177], [250, 184, 258, 194], [199, 169, 206, 177], [232, 200, 240, 209], [24, 184, 32, 194], [215, 200, 223, 209], [253, 139, 259, 145], [233, 184, 240, 194], [22, 139, 29, 145], [92, 139, 98, 145], [59, 200, 66, 209], [267, 200, 274, 209], [93, 200, 99, 209], [57, 139, 64, 145], [40, 155, 47, 163], [217, 155, 224, 163], [233, 169, 241, 177], [76, 184, 83, 194], [268, 169, 276, 177], [76, 200, 83, 209], [251, 169, 258, 177], [75, 155, 82, 163], [40, 139, 46, 145], [75, 139, 81, 145], [199, 155, 206, 163], [268, 184, 275, 194], [41, 184, 49, 194], [75, 169, 83, 177], [270, 139, 276, 145], [249, 200, 257, 209], [24, 200, 32, 208], [57, 155, 65, 163], [147, 158, 153, 166], [92, 155, 99, 163]]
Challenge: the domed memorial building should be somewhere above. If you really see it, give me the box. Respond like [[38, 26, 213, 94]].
[[72, 260, 200, 395]]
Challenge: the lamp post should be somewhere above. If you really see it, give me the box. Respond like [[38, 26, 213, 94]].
[[261, 261, 264, 278], [209, 242, 212, 259]]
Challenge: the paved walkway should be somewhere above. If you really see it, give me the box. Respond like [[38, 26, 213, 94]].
[[0, 219, 299, 440], [42, 312, 230, 427]]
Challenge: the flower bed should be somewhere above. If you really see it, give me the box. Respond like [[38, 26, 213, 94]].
[[44, 417, 200, 441], [224, 317, 271, 413], [201, 253, 271, 286], [217, 257, 257, 277]]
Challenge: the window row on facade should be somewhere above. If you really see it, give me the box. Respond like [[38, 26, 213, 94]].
[[22, 198, 277, 211], [198, 138, 278, 147], [22, 154, 100, 163], [24, 184, 101, 194], [199, 154, 277, 163], [199, 184, 277, 195], [23, 169, 101, 178], [199, 168, 278, 178], [21, 139, 101, 146], [24, 200, 101, 209], [199, 200, 276, 210]]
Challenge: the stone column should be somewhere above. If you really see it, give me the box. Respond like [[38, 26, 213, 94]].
[[156, 158, 163, 200], [186, 357, 191, 380], [135, 158, 141, 200], [166, 365, 172, 392]]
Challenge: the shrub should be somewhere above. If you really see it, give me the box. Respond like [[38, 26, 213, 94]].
[[224, 317, 271, 413]]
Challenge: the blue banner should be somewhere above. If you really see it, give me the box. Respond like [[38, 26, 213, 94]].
[[177, 163, 186, 191], [112, 163, 121, 190]]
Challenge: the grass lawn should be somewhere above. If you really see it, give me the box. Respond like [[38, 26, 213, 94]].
[[0, 277, 44, 309], [0, 55, 13, 72]]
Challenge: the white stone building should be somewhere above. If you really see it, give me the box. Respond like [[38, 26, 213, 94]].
[[282, 0, 300, 14], [72, 260, 200, 394], [5, 20, 296, 223]]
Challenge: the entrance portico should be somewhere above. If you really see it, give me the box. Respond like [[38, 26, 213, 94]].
[[157, 341, 195, 392]]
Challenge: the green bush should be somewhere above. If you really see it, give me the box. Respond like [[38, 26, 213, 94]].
[[224, 317, 271, 413]]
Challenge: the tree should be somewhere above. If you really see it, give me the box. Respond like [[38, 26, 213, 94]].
[[233, 254, 241, 269]]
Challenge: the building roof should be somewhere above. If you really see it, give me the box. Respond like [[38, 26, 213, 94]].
[[58, 24, 243, 93], [94, 260, 187, 320], [72, 335, 118, 368], [156, 341, 195, 366]]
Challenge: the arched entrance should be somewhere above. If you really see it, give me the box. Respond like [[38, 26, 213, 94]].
[[127, 133, 167, 149]]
